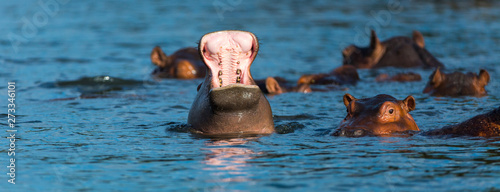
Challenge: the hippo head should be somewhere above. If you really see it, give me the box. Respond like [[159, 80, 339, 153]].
[[198, 30, 261, 110], [423, 68, 490, 97], [342, 30, 387, 68], [188, 30, 274, 135], [342, 30, 429, 68], [150, 46, 204, 79], [333, 94, 420, 137]]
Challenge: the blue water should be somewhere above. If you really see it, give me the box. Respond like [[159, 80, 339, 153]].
[[1, 0, 500, 191]]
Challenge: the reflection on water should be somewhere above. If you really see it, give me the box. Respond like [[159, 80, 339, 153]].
[[202, 138, 258, 186]]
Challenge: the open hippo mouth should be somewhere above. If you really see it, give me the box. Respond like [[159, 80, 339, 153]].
[[199, 30, 261, 110]]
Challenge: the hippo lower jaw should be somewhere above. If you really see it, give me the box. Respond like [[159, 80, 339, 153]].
[[209, 84, 261, 111]]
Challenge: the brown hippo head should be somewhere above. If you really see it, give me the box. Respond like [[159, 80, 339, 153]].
[[423, 68, 490, 97], [342, 30, 443, 69], [188, 30, 274, 135], [333, 93, 420, 137], [150, 46, 206, 79]]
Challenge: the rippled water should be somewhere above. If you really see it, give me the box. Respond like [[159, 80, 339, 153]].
[[1, 0, 500, 191]]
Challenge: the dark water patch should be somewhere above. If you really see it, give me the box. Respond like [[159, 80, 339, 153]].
[[40, 76, 155, 94], [16, 120, 42, 124], [101, 56, 135, 63], [53, 58, 92, 64], [164, 122, 191, 133], [170, 105, 189, 110], [28, 126, 60, 133], [275, 122, 305, 134], [329, 20, 351, 28], [274, 114, 317, 121], [4, 57, 47, 65], [266, 183, 308, 189], [115, 42, 147, 48]]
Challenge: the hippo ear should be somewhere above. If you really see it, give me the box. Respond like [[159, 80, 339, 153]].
[[297, 75, 312, 85], [369, 30, 385, 60], [412, 31, 425, 48], [265, 77, 284, 94], [151, 46, 172, 68], [478, 69, 490, 87], [403, 95, 416, 112], [369, 30, 381, 50], [343, 93, 356, 108], [197, 83, 202, 92], [430, 68, 444, 87]]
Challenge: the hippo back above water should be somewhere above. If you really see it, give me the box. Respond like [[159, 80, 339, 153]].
[[342, 30, 444, 69]]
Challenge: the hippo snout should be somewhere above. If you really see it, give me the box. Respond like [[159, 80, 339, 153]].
[[332, 128, 371, 137]]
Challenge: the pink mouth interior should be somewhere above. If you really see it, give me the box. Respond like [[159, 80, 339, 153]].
[[199, 31, 257, 88]]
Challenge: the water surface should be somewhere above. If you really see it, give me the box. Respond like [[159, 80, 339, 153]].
[[1, 0, 500, 191]]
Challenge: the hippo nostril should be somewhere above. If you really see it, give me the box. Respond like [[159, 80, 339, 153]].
[[354, 130, 364, 136]]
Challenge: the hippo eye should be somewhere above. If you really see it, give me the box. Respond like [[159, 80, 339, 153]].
[[389, 109, 394, 114]]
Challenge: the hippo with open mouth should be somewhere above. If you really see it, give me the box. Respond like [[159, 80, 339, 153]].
[[188, 30, 274, 135]]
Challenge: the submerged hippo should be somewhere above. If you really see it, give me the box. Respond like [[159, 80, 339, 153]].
[[424, 107, 500, 137], [188, 30, 274, 135], [334, 94, 500, 137], [376, 72, 422, 82], [342, 30, 444, 69], [150, 46, 206, 79], [256, 77, 311, 95], [333, 94, 419, 137], [297, 65, 360, 85], [423, 68, 490, 97]]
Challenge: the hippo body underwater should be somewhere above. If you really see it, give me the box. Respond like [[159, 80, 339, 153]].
[[334, 94, 500, 137], [297, 65, 360, 86], [376, 72, 422, 82], [187, 30, 274, 135], [342, 30, 444, 69], [255, 77, 312, 95]]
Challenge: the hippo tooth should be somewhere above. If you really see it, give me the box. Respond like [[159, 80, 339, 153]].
[[237, 76, 241, 83], [237, 61, 240, 64], [218, 70, 223, 76], [236, 69, 241, 75], [219, 78, 223, 87]]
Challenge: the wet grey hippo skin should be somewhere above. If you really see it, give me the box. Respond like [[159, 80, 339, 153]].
[[188, 30, 274, 135]]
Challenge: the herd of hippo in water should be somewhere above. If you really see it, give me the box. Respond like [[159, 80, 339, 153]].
[[150, 30, 499, 137]]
